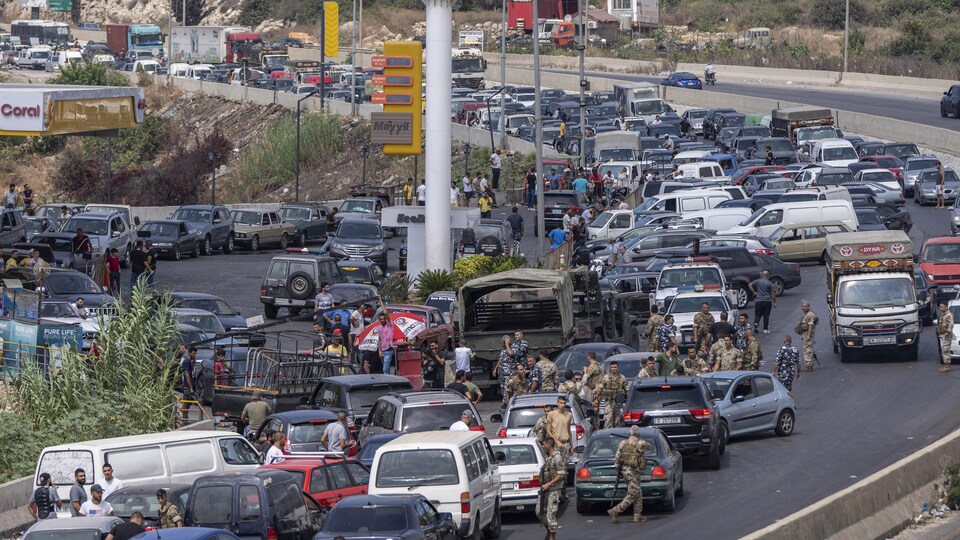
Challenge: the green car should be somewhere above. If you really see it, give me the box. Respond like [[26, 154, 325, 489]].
[[574, 427, 684, 513]]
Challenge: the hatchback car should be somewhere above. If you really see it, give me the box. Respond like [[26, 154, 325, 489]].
[[492, 392, 596, 468], [661, 71, 702, 89], [138, 220, 201, 260], [701, 371, 796, 440], [313, 494, 458, 540], [489, 437, 546, 514], [902, 156, 941, 197], [308, 374, 414, 439], [170, 292, 246, 331], [261, 455, 370, 507], [574, 427, 683, 513], [358, 390, 483, 446], [254, 409, 343, 453]]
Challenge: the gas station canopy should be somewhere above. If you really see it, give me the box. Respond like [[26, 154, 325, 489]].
[[0, 84, 146, 137]]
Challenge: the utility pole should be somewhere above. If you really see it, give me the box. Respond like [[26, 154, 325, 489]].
[[532, 0, 544, 257], [351, 0, 358, 116], [320, 3, 326, 112], [499, 0, 507, 149], [842, 0, 850, 76], [577, 0, 586, 169], [105, 138, 113, 204], [424, 0, 453, 272], [296, 90, 319, 202]]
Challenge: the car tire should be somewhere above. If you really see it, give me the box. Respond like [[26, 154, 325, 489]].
[[250, 235, 260, 251], [192, 242, 200, 258], [201, 235, 212, 255], [286, 271, 316, 300], [770, 278, 785, 297], [718, 421, 728, 455], [264, 304, 279, 319], [838, 344, 851, 363], [662, 486, 677, 512], [482, 501, 501, 539], [280, 233, 290, 249], [774, 409, 795, 437], [704, 442, 721, 469], [223, 235, 235, 254], [942, 107, 948, 118], [576, 498, 591, 514], [173, 245, 181, 261], [298, 231, 307, 247], [735, 286, 749, 309], [676, 475, 684, 497], [819, 251, 828, 265], [468, 513, 483, 540], [121, 245, 131, 268]]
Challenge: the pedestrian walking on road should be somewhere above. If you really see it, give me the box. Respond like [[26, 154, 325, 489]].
[[797, 301, 818, 371], [712, 336, 743, 372], [750, 270, 776, 334], [608, 425, 652, 523], [938, 300, 954, 373], [536, 437, 566, 540], [376, 308, 397, 374], [595, 361, 628, 428], [130, 241, 146, 289], [144, 241, 159, 287], [773, 336, 801, 391], [642, 305, 664, 352], [494, 335, 515, 409], [28, 472, 60, 520], [506, 364, 527, 403]]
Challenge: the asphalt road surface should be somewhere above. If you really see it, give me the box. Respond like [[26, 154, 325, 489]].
[[149, 195, 960, 538], [531, 66, 958, 133]]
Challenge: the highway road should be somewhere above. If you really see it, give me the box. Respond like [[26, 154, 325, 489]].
[[153, 196, 960, 538], [531, 66, 959, 133]]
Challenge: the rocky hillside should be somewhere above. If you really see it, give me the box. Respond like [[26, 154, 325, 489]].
[[0, 0, 242, 27]]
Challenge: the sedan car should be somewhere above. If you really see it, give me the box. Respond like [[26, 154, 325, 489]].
[[915, 167, 960, 205], [942, 84, 960, 118], [277, 202, 331, 246], [137, 220, 201, 260], [313, 494, 458, 540], [172, 307, 226, 335], [553, 342, 637, 378], [574, 427, 683, 513], [105, 484, 191, 528], [233, 208, 297, 251], [10, 268, 116, 314], [489, 437, 545, 513], [754, 253, 802, 295], [170, 292, 246, 331], [661, 71, 702, 89], [701, 371, 796, 440], [337, 259, 386, 287]]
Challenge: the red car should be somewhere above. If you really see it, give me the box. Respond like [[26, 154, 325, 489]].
[[731, 165, 786, 185], [859, 155, 904, 181], [261, 456, 371, 507], [919, 236, 960, 305]]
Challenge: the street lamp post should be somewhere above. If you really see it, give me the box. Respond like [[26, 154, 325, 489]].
[[296, 90, 319, 202], [843, 0, 850, 75], [360, 144, 370, 188], [105, 138, 113, 204], [208, 150, 221, 206]]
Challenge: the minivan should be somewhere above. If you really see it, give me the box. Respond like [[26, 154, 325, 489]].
[[184, 470, 324, 540], [634, 189, 732, 214], [672, 162, 728, 181], [809, 139, 858, 167], [587, 209, 637, 240], [674, 207, 753, 232], [35, 431, 260, 514], [778, 186, 852, 203], [725, 200, 858, 237], [369, 431, 502, 539]]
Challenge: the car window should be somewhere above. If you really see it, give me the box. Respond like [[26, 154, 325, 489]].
[[192, 485, 233, 523], [270, 213, 281, 223], [261, 214, 270, 226], [474, 441, 489, 474], [268, 261, 288, 279], [382, 403, 397, 429], [327, 463, 353, 489], [734, 378, 756, 400], [219, 438, 260, 465], [310, 467, 332, 492], [756, 209, 782, 226], [315, 383, 342, 408], [804, 227, 824, 239], [755, 376, 775, 396], [344, 462, 370, 485], [238, 485, 261, 521], [823, 224, 848, 234], [462, 445, 481, 481]]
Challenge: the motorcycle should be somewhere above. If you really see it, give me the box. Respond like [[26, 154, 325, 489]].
[[705, 72, 716, 85]]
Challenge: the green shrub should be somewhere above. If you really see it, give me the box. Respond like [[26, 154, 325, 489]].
[[381, 274, 413, 303], [238, 0, 270, 26], [414, 269, 457, 303], [49, 62, 130, 86], [809, 0, 867, 29]]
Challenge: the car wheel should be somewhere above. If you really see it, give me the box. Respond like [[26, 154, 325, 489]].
[[173, 245, 182, 261], [718, 421, 728, 455], [704, 441, 721, 469], [192, 242, 200, 258], [286, 271, 316, 300], [771, 278, 785, 297], [942, 107, 948, 118], [774, 409, 795, 437], [662, 486, 677, 512], [250, 235, 260, 251], [264, 304, 279, 319], [468, 513, 483, 540], [201, 235, 212, 255], [280, 233, 289, 249], [298, 231, 307, 247], [223, 235, 234, 254], [838, 343, 851, 363], [819, 251, 828, 265], [481, 501, 501, 539], [735, 286, 749, 309], [676, 475, 684, 497], [576, 498, 591, 514]]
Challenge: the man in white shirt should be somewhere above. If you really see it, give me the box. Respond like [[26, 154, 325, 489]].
[[264, 433, 286, 464], [78, 485, 113, 517], [454, 339, 474, 373], [450, 182, 461, 207], [416, 180, 426, 206], [449, 410, 474, 431], [462, 174, 474, 207], [100, 464, 123, 499], [73, 297, 90, 319]]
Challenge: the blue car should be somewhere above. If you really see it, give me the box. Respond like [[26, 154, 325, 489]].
[[133, 528, 241, 540], [314, 494, 458, 540], [661, 71, 703, 90], [356, 432, 404, 468]]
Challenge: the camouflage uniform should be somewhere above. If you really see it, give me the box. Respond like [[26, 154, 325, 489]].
[[534, 359, 559, 393], [159, 502, 183, 529], [774, 345, 801, 391], [582, 361, 603, 402], [638, 365, 658, 379], [531, 413, 549, 448], [609, 434, 652, 522], [506, 372, 527, 401], [708, 341, 725, 367], [672, 354, 710, 375], [742, 337, 762, 371], [799, 310, 818, 370], [693, 312, 715, 346], [938, 309, 954, 367], [558, 379, 581, 396], [734, 322, 752, 350], [536, 449, 566, 533], [656, 323, 677, 352], [716, 345, 743, 371], [596, 372, 628, 428], [642, 313, 664, 352]]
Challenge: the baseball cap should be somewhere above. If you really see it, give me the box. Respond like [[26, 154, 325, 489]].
[[332, 328, 342, 336], [90, 484, 103, 493], [461, 410, 474, 419]]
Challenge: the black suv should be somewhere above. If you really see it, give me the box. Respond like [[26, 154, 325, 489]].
[[260, 254, 345, 318], [541, 190, 589, 234], [277, 202, 331, 247], [623, 376, 723, 469], [308, 374, 415, 439]]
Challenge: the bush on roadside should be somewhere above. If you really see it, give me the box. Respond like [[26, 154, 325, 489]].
[[49, 61, 129, 87]]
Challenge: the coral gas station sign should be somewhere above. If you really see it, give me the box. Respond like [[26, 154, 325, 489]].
[[0, 85, 146, 136]]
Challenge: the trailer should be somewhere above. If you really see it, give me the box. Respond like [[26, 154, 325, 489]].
[[770, 106, 834, 145], [170, 26, 262, 64]]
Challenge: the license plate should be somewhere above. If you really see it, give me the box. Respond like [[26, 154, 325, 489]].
[[502, 483, 516, 491], [867, 336, 896, 345], [653, 417, 682, 425]]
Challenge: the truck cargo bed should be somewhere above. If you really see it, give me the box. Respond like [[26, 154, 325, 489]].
[[465, 300, 562, 331]]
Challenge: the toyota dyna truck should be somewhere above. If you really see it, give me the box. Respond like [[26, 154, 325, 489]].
[[825, 231, 919, 362]]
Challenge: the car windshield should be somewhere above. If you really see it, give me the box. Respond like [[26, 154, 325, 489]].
[[591, 212, 615, 228], [598, 149, 636, 161], [836, 277, 915, 308], [919, 170, 960, 185], [506, 407, 546, 428], [823, 147, 857, 161], [340, 200, 376, 213], [659, 268, 722, 288], [764, 180, 794, 190], [40, 302, 75, 317], [171, 208, 213, 222], [232, 211, 265, 225], [322, 505, 408, 533], [401, 403, 465, 431], [337, 222, 381, 239], [47, 273, 102, 294], [495, 443, 539, 465], [585, 434, 657, 460], [107, 491, 165, 517], [178, 298, 237, 315], [141, 222, 179, 236], [857, 211, 882, 225], [278, 207, 312, 221], [25, 532, 100, 540], [425, 296, 455, 313], [62, 218, 108, 236], [288, 421, 329, 444], [885, 144, 916, 156], [175, 313, 224, 333], [798, 127, 837, 142], [634, 100, 668, 115], [922, 243, 960, 263], [340, 266, 374, 282], [635, 197, 661, 211], [669, 296, 727, 314], [764, 140, 794, 152], [631, 385, 703, 409], [349, 386, 411, 409], [544, 194, 579, 206], [875, 157, 904, 168], [861, 171, 895, 183], [331, 286, 377, 303], [819, 173, 852, 184], [375, 449, 459, 487], [906, 159, 939, 172], [25, 220, 45, 233], [702, 377, 734, 399], [604, 361, 641, 379]]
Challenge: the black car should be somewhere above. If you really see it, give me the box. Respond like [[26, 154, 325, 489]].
[[623, 376, 724, 468], [855, 208, 887, 231], [456, 219, 516, 258], [105, 484, 190, 528], [277, 202, 331, 247], [169, 205, 235, 255], [703, 108, 738, 140], [138, 220, 201, 260], [881, 142, 920, 162], [752, 137, 797, 165], [308, 374, 415, 439], [655, 245, 766, 308], [540, 190, 589, 234], [856, 141, 885, 157], [942, 84, 960, 118], [314, 494, 458, 540], [625, 230, 715, 262], [337, 260, 386, 287], [753, 252, 802, 296], [873, 203, 912, 232], [554, 342, 638, 380], [915, 265, 935, 326], [170, 292, 247, 331], [814, 167, 853, 186], [10, 268, 116, 311]]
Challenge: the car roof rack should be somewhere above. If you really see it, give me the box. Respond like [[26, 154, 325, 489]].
[[282, 451, 347, 466]]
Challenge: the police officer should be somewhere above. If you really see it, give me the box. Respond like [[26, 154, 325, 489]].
[[608, 426, 652, 523], [656, 314, 677, 353], [595, 361, 628, 428], [536, 437, 566, 540], [938, 300, 954, 373]]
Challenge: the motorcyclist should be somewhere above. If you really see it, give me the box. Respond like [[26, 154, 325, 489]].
[[704, 62, 716, 83]]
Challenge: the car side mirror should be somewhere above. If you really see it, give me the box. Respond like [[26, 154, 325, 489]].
[[112, 231, 120, 237], [490, 413, 503, 423], [1, 226, 8, 231], [439, 512, 454, 522], [134, 216, 140, 226], [213, 218, 221, 224], [495, 451, 507, 462], [732, 395, 745, 403]]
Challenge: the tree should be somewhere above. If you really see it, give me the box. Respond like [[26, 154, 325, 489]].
[[171, 0, 208, 26], [48, 62, 130, 86], [238, 0, 270, 27], [809, 0, 866, 30]]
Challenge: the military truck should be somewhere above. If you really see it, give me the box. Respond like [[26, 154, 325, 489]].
[[825, 231, 919, 362], [456, 268, 637, 394]]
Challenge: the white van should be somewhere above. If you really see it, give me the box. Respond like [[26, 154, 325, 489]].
[[635, 189, 732, 214], [778, 186, 852, 204], [672, 150, 713, 166], [724, 200, 858, 237], [45, 50, 82, 71], [672, 161, 728, 181], [587, 209, 636, 240], [132, 59, 159, 74], [35, 430, 259, 514], [17, 47, 50, 70], [369, 431, 501, 538], [676, 207, 753, 232], [170, 63, 213, 79], [809, 138, 858, 167]]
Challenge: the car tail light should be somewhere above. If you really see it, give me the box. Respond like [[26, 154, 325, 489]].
[[267, 527, 278, 540], [688, 408, 712, 420], [623, 411, 644, 423], [284, 439, 291, 453], [498, 428, 507, 438], [470, 425, 486, 433], [755, 248, 775, 256], [787, 391, 794, 398], [260, 287, 267, 297], [460, 491, 471, 514], [575, 424, 585, 440], [651, 466, 667, 480], [569, 205, 582, 212], [576, 468, 591, 480], [793, 263, 801, 275], [518, 477, 540, 489]]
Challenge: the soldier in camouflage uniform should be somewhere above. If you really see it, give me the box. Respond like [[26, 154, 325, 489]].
[[494, 335, 516, 410], [656, 314, 677, 353], [536, 437, 566, 539], [672, 346, 710, 375], [531, 350, 559, 393], [638, 356, 658, 379], [642, 305, 665, 352], [707, 334, 725, 367], [938, 300, 954, 373], [506, 364, 528, 403], [712, 336, 743, 372], [734, 313, 752, 350], [582, 352, 604, 402], [772, 336, 801, 390], [742, 329, 762, 371], [693, 303, 715, 349], [558, 370, 582, 396], [608, 425, 652, 523], [594, 361, 628, 428], [531, 403, 554, 453], [798, 301, 818, 371]]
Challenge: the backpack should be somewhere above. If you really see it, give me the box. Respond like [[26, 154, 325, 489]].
[[34, 486, 51, 519]]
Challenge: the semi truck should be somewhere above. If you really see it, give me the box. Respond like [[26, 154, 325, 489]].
[[507, 0, 578, 32], [825, 231, 919, 362], [451, 47, 486, 89], [105, 24, 163, 58], [170, 26, 263, 64], [613, 81, 671, 123], [770, 106, 835, 146]]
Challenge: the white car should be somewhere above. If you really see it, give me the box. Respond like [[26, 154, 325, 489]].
[[854, 168, 901, 194], [40, 300, 102, 351], [665, 287, 738, 349], [489, 437, 545, 514], [948, 300, 960, 361]]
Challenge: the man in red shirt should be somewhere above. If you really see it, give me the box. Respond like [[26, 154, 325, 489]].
[[106, 248, 121, 295]]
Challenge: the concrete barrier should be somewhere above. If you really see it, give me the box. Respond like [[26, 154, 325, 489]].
[[676, 63, 841, 86], [485, 52, 661, 75], [744, 425, 960, 540], [838, 72, 951, 96]]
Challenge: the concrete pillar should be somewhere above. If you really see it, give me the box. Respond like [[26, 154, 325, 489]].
[[423, 0, 453, 272]]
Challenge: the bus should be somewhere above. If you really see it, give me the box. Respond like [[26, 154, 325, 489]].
[[11, 20, 70, 47]]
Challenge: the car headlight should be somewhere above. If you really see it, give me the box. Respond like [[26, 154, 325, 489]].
[[372, 243, 385, 251], [235, 232, 246, 238], [330, 242, 344, 251], [900, 322, 920, 334], [953, 216, 960, 223], [156, 242, 172, 247], [838, 327, 859, 337], [928, 275, 937, 280]]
